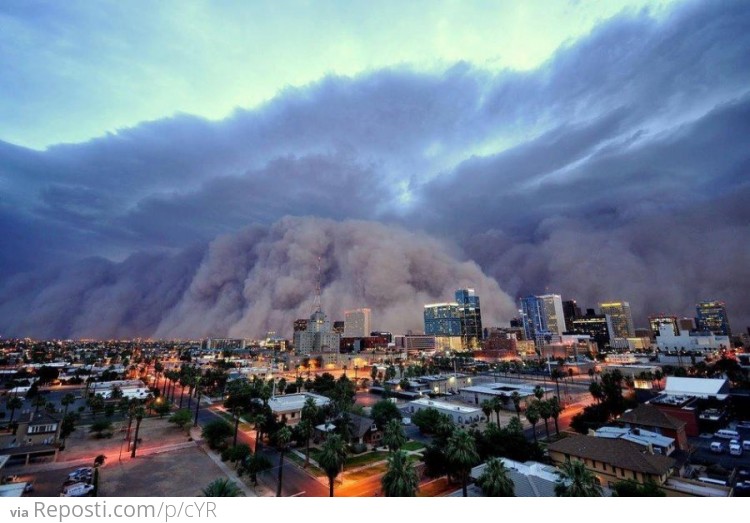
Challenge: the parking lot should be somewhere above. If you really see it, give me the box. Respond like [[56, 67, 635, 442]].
[[690, 425, 750, 472]]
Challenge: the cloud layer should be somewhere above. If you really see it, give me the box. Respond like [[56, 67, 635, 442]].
[[1, 0, 749, 337], [0, 217, 516, 339]]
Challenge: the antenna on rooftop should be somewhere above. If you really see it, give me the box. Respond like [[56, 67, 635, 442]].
[[312, 256, 322, 313]]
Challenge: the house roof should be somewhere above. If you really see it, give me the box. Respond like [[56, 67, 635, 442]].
[[347, 414, 377, 439], [470, 458, 559, 497], [619, 404, 686, 431], [548, 435, 675, 476]]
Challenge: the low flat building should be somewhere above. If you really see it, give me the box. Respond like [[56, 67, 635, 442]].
[[406, 398, 481, 426], [470, 458, 560, 497], [267, 393, 330, 426], [458, 381, 552, 409]]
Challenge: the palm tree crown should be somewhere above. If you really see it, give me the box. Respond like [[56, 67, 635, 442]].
[[476, 458, 515, 497], [554, 460, 603, 497], [381, 450, 419, 497], [445, 430, 479, 497], [318, 434, 347, 497]]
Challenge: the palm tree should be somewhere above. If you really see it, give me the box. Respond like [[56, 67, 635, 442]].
[[492, 396, 504, 425], [480, 400, 493, 423], [61, 393, 76, 417], [538, 400, 552, 440], [510, 392, 522, 420], [202, 478, 243, 497], [381, 450, 419, 497], [549, 397, 562, 436], [550, 368, 563, 399], [32, 395, 46, 415], [554, 460, 603, 497], [533, 385, 545, 400], [445, 430, 479, 497], [525, 401, 540, 443], [130, 406, 146, 458], [274, 426, 292, 497], [318, 434, 347, 497], [7, 396, 23, 424], [477, 458, 515, 497], [383, 418, 407, 452]]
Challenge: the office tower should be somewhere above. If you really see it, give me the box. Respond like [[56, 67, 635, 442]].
[[600, 301, 635, 340], [649, 314, 679, 337], [424, 303, 462, 336], [571, 309, 611, 350], [520, 294, 565, 346], [539, 294, 566, 335], [294, 309, 341, 354], [696, 301, 731, 336], [343, 308, 371, 338], [455, 288, 483, 346], [563, 299, 582, 332]]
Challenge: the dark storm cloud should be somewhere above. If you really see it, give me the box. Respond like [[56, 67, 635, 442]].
[[1, 0, 749, 337], [0, 217, 517, 339]]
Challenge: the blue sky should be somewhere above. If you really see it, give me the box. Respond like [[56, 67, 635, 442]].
[[1, 0, 677, 148], [1, 0, 749, 338]]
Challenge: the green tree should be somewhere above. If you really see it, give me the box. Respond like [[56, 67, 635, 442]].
[[89, 419, 113, 438], [202, 419, 233, 449], [371, 399, 402, 430], [169, 409, 193, 431], [446, 429, 479, 497], [238, 453, 272, 486], [538, 400, 552, 440], [274, 426, 292, 497], [612, 479, 665, 497], [32, 395, 46, 415], [61, 393, 76, 417], [554, 460, 603, 497], [383, 418, 407, 452], [6, 396, 23, 424], [202, 478, 243, 497], [491, 396, 504, 425], [381, 450, 419, 497], [480, 400, 493, 423], [318, 434, 347, 497], [549, 397, 562, 436], [60, 413, 77, 445], [510, 392, 522, 420], [477, 457, 515, 497], [525, 402, 540, 443]]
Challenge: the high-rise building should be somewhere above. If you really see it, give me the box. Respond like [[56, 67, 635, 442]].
[[455, 288, 483, 347], [563, 300, 582, 332], [649, 314, 679, 338], [294, 309, 341, 355], [424, 303, 462, 337], [696, 301, 731, 336], [520, 294, 565, 346], [571, 309, 611, 350], [293, 319, 309, 332], [599, 302, 635, 340], [343, 308, 371, 338]]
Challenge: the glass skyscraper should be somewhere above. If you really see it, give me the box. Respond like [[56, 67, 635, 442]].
[[455, 288, 483, 346], [696, 301, 731, 336], [599, 301, 635, 340], [520, 294, 565, 346], [424, 303, 462, 336]]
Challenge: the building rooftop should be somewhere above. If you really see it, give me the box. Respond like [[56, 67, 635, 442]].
[[548, 435, 675, 476], [470, 458, 559, 497], [409, 398, 480, 414], [618, 404, 687, 431], [267, 393, 330, 413], [594, 426, 675, 450], [664, 377, 729, 398]]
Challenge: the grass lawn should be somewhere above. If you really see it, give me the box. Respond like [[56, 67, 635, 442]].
[[287, 451, 325, 476], [345, 451, 389, 468], [402, 441, 425, 451]]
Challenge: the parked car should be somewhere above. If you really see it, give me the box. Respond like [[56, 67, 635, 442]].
[[710, 441, 725, 453], [67, 467, 93, 481], [730, 441, 743, 456], [736, 421, 750, 429], [743, 440, 750, 451], [60, 483, 94, 497], [715, 429, 740, 440]]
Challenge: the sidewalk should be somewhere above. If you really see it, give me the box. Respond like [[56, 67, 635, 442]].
[[189, 426, 273, 497]]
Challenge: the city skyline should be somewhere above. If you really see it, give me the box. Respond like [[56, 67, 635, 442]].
[[1, 0, 749, 340]]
